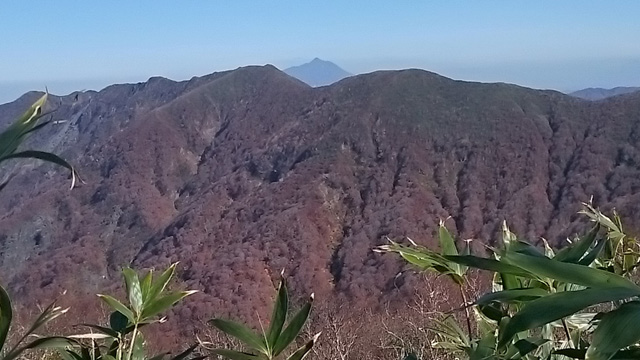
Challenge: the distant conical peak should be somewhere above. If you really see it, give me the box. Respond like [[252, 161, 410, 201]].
[[283, 58, 352, 87]]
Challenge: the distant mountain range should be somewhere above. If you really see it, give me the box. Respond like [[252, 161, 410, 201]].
[[569, 86, 640, 101], [283, 58, 352, 87], [4, 65, 640, 352]]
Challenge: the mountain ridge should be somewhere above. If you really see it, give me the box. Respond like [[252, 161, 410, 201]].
[[2, 65, 640, 348], [570, 86, 640, 101]]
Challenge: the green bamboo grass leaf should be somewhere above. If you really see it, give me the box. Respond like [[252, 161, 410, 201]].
[[110, 310, 129, 332], [169, 344, 198, 360], [586, 301, 640, 360], [209, 319, 267, 354], [438, 222, 466, 275], [474, 288, 549, 306], [140, 270, 153, 304], [286, 332, 321, 360], [149, 353, 168, 360], [505, 338, 548, 359], [131, 331, 145, 360], [273, 294, 314, 356], [4, 337, 76, 360], [0, 93, 47, 158], [439, 221, 459, 256], [24, 300, 68, 336], [443, 255, 535, 278], [556, 347, 640, 359], [509, 240, 547, 258], [267, 276, 288, 350], [0, 285, 13, 354], [140, 290, 197, 320], [502, 251, 640, 290], [555, 225, 600, 263], [498, 287, 640, 348], [146, 263, 177, 305], [97, 295, 135, 323], [578, 237, 608, 266], [0, 150, 79, 189], [123, 268, 143, 316], [209, 349, 261, 360], [79, 323, 120, 338]]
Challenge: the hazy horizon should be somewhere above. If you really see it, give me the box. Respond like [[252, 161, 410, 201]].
[[1, 1, 639, 104]]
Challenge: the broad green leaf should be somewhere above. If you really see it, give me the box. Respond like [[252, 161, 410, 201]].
[[69, 333, 114, 340], [146, 263, 177, 305], [587, 301, 640, 360], [502, 251, 639, 290], [98, 295, 135, 323], [209, 319, 267, 354], [140, 290, 197, 320], [556, 348, 640, 360], [439, 222, 466, 276], [474, 288, 549, 306], [505, 338, 548, 359], [123, 268, 143, 316], [286, 332, 320, 360], [209, 349, 261, 360], [267, 277, 288, 350], [0, 285, 13, 354], [438, 221, 459, 256], [140, 270, 153, 304], [131, 331, 145, 360], [443, 255, 534, 278], [273, 295, 313, 356], [469, 331, 496, 360], [498, 287, 640, 348], [555, 225, 600, 263], [109, 310, 129, 332]]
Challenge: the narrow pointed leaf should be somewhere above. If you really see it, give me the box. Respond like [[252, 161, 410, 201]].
[[0, 285, 13, 354], [586, 301, 640, 360], [578, 237, 608, 266], [5, 337, 76, 360], [209, 349, 261, 360], [286, 332, 320, 360], [146, 263, 177, 305], [209, 319, 267, 354], [98, 295, 135, 323], [267, 277, 288, 350], [498, 287, 640, 348], [475, 288, 549, 306], [140, 290, 197, 320], [0, 150, 79, 189], [169, 344, 198, 360], [273, 297, 313, 356], [555, 225, 600, 263], [78, 323, 119, 338]]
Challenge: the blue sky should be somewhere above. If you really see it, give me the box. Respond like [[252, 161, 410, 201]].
[[1, 1, 639, 104]]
